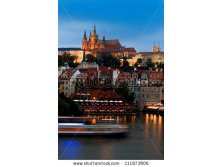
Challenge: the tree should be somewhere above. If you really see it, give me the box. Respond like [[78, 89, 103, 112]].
[[146, 58, 153, 69], [137, 58, 142, 65], [122, 57, 130, 69], [86, 54, 97, 63], [58, 93, 83, 116], [158, 62, 164, 70], [58, 52, 78, 68], [115, 82, 135, 104], [58, 55, 64, 67], [97, 52, 120, 68]]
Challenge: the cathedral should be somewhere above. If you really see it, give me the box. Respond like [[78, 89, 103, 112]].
[[82, 25, 122, 53]]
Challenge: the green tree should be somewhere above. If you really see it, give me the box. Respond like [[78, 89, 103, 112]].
[[159, 62, 164, 70], [58, 55, 64, 67], [137, 58, 142, 65], [86, 54, 97, 62], [97, 52, 120, 68], [115, 82, 135, 104], [58, 93, 83, 116], [146, 58, 153, 69], [122, 57, 130, 69], [58, 52, 78, 68]]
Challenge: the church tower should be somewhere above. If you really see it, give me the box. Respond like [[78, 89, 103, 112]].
[[82, 30, 88, 49], [152, 42, 158, 52], [89, 25, 98, 49], [157, 43, 161, 52]]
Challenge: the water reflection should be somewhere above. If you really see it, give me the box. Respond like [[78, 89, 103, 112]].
[[58, 138, 82, 160], [101, 144, 113, 159], [58, 113, 164, 160]]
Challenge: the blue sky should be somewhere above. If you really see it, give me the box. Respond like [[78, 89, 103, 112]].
[[58, 0, 164, 52]]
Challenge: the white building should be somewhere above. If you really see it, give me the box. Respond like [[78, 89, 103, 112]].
[[139, 87, 163, 110], [58, 69, 76, 97]]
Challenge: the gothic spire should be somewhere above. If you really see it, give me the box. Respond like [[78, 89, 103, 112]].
[[157, 43, 160, 51], [103, 31, 105, 42], [83, 30, 87, 39], [93, 24, 96, 34], [152, 41, 157, 52], [82, 49, 86, 62]]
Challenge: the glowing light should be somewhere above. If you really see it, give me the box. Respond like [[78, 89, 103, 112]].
[[101, 119, 115, 121], [58, 123, 85, 126]]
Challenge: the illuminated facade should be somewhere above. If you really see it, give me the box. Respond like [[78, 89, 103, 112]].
[[82, 25, 122, 54]]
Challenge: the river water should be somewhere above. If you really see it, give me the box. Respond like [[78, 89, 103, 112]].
[[58, 113, 164, 160]]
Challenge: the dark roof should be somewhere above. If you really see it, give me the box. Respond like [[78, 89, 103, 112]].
[[96, 39, 121, 46], [123, 47, 136, 52], [104, 39, 120, 45], [69, 89, 124, 100], [58, 48, 82, 51], [139, 51, 164, 55]]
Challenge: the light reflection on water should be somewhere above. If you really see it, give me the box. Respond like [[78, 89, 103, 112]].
[[58, 139, 82, 160], [58, 113, 164, 160]]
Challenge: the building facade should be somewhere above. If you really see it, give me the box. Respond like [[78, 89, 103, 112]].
[[58, 68, 76, 96], [139, 87, 163, 110], [82, 25, 122, 54]]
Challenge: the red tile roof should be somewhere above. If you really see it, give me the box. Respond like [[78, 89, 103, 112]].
[[148, 71, 164, 80], [59, 69, 74, 80], [99, 67, 113, 77], [116, 72, 131, 84], [69, 89, 124, 100]]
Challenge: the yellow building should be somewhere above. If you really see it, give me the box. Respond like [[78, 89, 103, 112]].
[[127, 43, 164, 66], [58, 48, 94, 63], [82, 25, 123, 58]]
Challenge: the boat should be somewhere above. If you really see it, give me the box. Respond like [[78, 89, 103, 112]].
[[143, 102, 164, 115], [58, 122, 129, 136], [158, 106, 164, 115]]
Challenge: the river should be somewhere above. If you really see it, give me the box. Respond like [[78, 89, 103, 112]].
[[58, 113, 164, 160]]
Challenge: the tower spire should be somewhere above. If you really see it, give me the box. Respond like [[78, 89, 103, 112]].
[[93, 24, 96, 34], [103, 30, 105, 42], [157, 42, 160, 51], [84, 30, 87, 38], [82, 49, 86, 62], [152, 41, 157, 52]]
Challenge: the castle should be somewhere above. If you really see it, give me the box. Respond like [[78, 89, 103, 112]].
[[82, 25, 122, 53]]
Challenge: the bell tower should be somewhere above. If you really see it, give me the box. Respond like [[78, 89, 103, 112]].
[[89, 25, 98, 49], [152, 42, 158, 52], [82, 30, 88, 49]]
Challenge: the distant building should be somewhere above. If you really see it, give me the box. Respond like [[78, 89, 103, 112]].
[[58, 68, 76, 96], [127, 69, 149, 104], [127, 43, 164, 66], [77, 49, 99, 69], [68, 88, 138, 114], [148, 71, 164, 86], [116, 72, 131, 86], [82, 25, 123, 57], [139, 87, 163, 110], [58, 66, 67, 77], [123, 47, 136, 58], [98, 67, 120, 86], [58, 48, 85, 63]]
